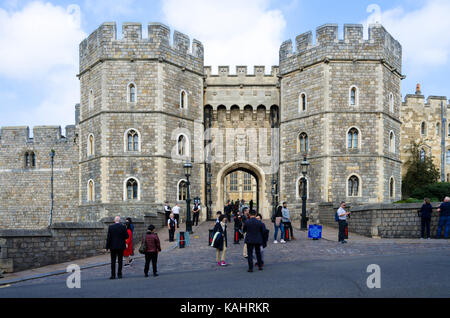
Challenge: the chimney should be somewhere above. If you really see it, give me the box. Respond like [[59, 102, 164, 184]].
[[416, 83, 421, 95]]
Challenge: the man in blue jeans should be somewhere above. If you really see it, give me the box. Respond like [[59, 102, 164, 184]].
[[436, 196, 450, 239]]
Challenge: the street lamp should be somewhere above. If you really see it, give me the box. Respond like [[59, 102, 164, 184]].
[[300, 155, 310, 230], [271, 179, 277, 220], [48, 149, 55, 227], [184, 161, 193, 234]]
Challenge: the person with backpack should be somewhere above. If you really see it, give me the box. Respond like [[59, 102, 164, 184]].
[[143, 225, 161, 277], [167, 213, 177, 242], [337, 201, 350, 243], [273, 204, 286, 244], [212, 214, 228, 266], [419, 198, 433, 239]]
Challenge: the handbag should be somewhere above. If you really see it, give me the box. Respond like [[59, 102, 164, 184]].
[[138, 235, 147, 254]]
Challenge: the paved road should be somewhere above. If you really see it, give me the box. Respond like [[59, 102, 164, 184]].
[[0, 250, 449, 298]]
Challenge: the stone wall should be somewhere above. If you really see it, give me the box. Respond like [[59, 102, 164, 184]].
[[0, 211, 165, 273], [318, 202, 442, 238]]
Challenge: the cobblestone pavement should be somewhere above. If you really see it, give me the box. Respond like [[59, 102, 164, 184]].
[[4, 219, 449, 289]]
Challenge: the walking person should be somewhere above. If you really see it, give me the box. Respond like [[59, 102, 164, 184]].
[[243, 210, 264, 272], [254, 214, 269, 266], [172, 203, 181, 228], [212, 215, 228, 266], [143, 225, 161, 277], [168, 213, 177, 242], [126, 217, 135, 257], [274, 204, 286, 244], [105, 216, 129, 279], [436, 196, 450, 239], [124, 222, 134, 267], [419, 198, 433, 239], [192, 202, 200, 226], [242, 207, 249, 258], [164, 201, 171, 223], [337, 201, 350, 244], [281, 202, 295, 240]]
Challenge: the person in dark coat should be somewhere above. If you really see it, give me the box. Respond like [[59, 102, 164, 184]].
[[143, 225, 161, 277], [253, 213, 269, 266], [243, 210, 264, 272], [224, 200, 232, 222], [213, 215, 228, 266], [419, 198, 433, 239], [105, 216, 129, 279], [436, 196, 450, 239]]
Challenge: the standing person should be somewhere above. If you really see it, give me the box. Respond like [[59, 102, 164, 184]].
[[241, 207, 249, 258], [164, 201, 171, 223], [224, 200, 232, 222], [192, 202, 200, 226], [105, 216, 129, 279], [212, 215, 228, 266], [143, 225, 161, 277], [419, 198, 433, 239], [240, 200, 248, 214], [126, 217, 134, 257], [243, 210, 264, 272], [249, 200, 254, 213], [436, 196, 450, 239], [215, 211, 223, 223], [274, 204, 286, 244], [281, 202, 295, 240], [172, 203, 181, 228], [337, 201, 350, 244], [168, 213, 177, 242], [234, 210, 243, 243], [124, 222, 133, 267], [254, 214, 269, 266]]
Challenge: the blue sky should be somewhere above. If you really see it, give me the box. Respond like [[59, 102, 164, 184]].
[[0, 0, 449, 130]]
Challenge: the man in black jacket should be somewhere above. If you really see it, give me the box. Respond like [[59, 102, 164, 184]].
[[106, 216, 129, 279], [243, 210, 264, 272]]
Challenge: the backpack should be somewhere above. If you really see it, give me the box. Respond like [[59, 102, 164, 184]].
[[335, 211, 339, 222]]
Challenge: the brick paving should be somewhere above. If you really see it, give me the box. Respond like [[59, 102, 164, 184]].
[[3, 219, 449, 288]]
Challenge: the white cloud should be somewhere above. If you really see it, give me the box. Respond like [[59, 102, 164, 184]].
[[83, 0, 136, 20], [365, 1, 450, 68], [162, 0, 286, 74], [0, 1, 86, 127]]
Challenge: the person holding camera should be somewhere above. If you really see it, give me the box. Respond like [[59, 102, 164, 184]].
[[337, 201, 350, 244]]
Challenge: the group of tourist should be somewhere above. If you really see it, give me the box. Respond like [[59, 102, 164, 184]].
[[419, 196, 450, 239], [105, 216, 161, 279]]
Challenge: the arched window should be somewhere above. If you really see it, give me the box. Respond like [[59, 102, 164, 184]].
[[177, 134, 189, 156], [349, 86, 358, 106], [297, 177, 308, 199], [87, 179, 95, 202], [24, 151, 36, 168], [298, 132, 308, 153], [421, 122, 427, 136], [89, 89, 94, 109], [128, 83, 136, 103], [180, 90, 188, 109], [299, 93, 307, 112], [436, 122, 440, 136], [389, 177, 395, 198], [125, 178, 139, 201], [126, 129, 140, 152], [348, 175, 360, 197], [229, 173, 238, 192], [178, 180, 188, 201], [420, 148, 426, 162], [446, 149, 450, 165], [389, 93, 394, 113], [87, 134, 94, 156], [347, 128, 359, 149], [389, 131, 395, 153]]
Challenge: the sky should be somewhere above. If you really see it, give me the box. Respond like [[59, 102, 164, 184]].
[[0, 0, 449, 130]]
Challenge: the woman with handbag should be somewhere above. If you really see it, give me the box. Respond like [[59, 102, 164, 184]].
[[273, 204, 285, 244], [212, 215, 228, 266], [142, 225, 161, 277]]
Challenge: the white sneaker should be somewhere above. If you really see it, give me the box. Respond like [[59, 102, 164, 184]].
[[273, 240, 278, 244], [280, 239, 286, 244]]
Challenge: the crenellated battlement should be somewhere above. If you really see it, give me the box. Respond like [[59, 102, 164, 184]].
[[279, 23, 402, 75], [204, 65, 279, 87], [0, 125, 77, 144], [204, 65, 279, 77], [79, 22, 204, 75]]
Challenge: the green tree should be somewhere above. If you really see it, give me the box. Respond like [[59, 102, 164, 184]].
[[402, 142, 440, 199]]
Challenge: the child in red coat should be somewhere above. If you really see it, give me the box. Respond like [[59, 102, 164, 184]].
[[124, 223, 133, 266]]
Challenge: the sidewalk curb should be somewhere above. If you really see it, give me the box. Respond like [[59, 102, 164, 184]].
[[0, 243, 178, 287]]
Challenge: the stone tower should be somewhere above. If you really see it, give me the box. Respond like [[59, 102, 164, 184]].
[[78, 22, 204, 220], [278, 23, 403, 206]]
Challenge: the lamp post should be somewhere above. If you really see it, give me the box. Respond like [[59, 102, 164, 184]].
[[271, 179, 276, 219], [300, 155, 310, 230], [184, 161, 193, 234], [48, 149, 55, 227]]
